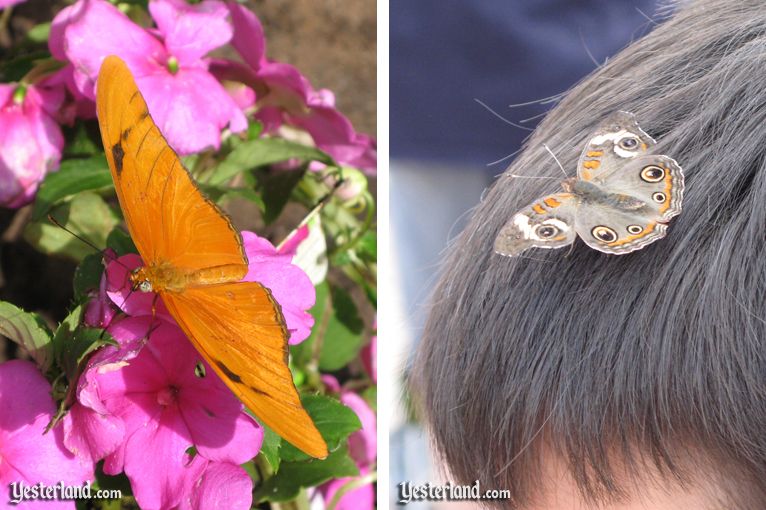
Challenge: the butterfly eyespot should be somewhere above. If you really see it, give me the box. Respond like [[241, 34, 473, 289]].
[[535, 225, 559, 239], [138, 280, 153, 293], [592, 226, 618, 242], [627, 225, 644, 234], [618, 136, 640, 150], [640, 165, 665, 182], [653, 192, 667, 203]]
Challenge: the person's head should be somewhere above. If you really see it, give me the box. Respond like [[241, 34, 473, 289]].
[[412, 1, 766, 508]]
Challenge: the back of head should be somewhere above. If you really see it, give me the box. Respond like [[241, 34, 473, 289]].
[[412, 0, 766, 507]]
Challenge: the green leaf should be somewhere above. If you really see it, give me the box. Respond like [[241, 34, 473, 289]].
[[222, 187, 265, 211], [26, 23, 51, 44], [247, 120, 264, 140], [254, 446, 359, 503], [318, 286, 365, 371], [73, 253, 105, 301], [53, 305, 114, 384], [255, 166, 307, 224], [358, 231, 377, 262], [25, 192, 118, 262], [106, 227, 137, 256], [280, 394, 361, 462], [361, 386, 377, 413], [208, 137, 334, 186], [32, 156, 112, 221], [259, 425, 282, 472], [0, 301, 54, 372]]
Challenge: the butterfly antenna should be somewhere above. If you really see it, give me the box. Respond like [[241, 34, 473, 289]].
[[47, 214, 133, 272], [47, 214, 105, 254], [542, 144, 568, 178]]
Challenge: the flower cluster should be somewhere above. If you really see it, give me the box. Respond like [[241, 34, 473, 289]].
[[0, 0, 376, 208], [65, 232, 314, 509]]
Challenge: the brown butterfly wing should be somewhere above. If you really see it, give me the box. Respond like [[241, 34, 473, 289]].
[[162, 282, 328, 459], [96, 55, 246, 270]]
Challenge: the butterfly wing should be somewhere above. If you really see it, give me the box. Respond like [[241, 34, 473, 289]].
[[96, 55, 246, 270], [573, 155, 683, 254], [98, 56, 326, 458], [577, 111, 656, 182], [573, 204, 670, 255], [495, 193, 577, 256], [162, 282, 328, 459]]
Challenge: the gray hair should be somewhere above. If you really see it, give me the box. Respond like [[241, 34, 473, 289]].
[[411, 0, 766, 507]]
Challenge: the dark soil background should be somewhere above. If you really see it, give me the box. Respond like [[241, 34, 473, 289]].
[[0, 0, 377, 362]]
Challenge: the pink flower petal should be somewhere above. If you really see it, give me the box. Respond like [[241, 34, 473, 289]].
[[0, 361, 93, 492], [242, 231, 315, 344], [288, 102, 377, 174], [51, 0, 167, 99], [138, 67, 247, 154], [321, 374, 342, 393], [181, 394, 263, 464], [318, 467, 374, 510], [122, 401, 205, 510], [182, 461, 253, 510], [63, 402, 125, 464], [341, 392, 377, 468], [361, 335, 376, 383], [150, 0, 232, 65], [0, 84, 64, 207], [227, 0, 266, 70], [0, 0, 27, 8]]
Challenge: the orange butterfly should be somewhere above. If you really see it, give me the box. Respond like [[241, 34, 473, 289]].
[[95, 55, 328, 459]]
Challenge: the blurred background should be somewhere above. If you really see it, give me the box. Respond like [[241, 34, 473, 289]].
[[389, 1, 661, 507]]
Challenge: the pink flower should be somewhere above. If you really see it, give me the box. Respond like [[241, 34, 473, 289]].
[[70, 229, 315, 507], [340, 392, 376, 468], [0, 360, 93, 508], [42, 66, 97, 124], [242, 231, 315, 344], [50, 0, 246, 154], [68, 316, 260, 510], [0, 0, 26, 8], [318, 467, 375, 510], [225, 2, 377, 174], [178, 461, 253, 510], [362, 334, 376, 383], [0, 83, 64, 208], [317, 375, 377, 510]]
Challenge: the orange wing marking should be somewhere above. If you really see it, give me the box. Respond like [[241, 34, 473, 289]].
[[658, 167, 673, 214], [543, 197, 561, 208]]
